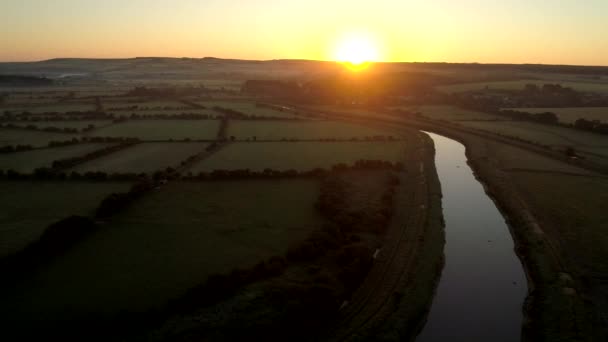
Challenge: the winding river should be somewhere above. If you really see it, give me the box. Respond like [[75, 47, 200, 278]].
[[417, 132, 528, 342]]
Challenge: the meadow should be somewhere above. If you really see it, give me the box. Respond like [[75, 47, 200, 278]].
[[0, 143, 111, 173], [437, 80, 608, 94], [2, 102, 95, 114], [190, 141, 406, 172], [71, 142, 208, 173], [413, 105, 507, 121], [84, 120, 220, 140], [0, 181, 131, 259], [1, 179, 323, 322], [194, 100, 303, 118], [506, 107, 608, 124], [0, 128, 79, 147], [3, 120, 113, 130], [228, 120, 393, 140]]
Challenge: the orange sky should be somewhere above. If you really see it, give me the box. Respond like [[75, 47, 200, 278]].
[[1, 0, 607, 66]]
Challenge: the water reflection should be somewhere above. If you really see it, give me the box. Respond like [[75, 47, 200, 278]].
[[417, 132, 527, 342]]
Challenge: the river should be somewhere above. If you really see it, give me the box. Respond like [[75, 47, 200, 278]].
[[416, 132, 528, 342]]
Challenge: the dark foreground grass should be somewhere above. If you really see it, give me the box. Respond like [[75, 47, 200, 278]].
[[0, 179, 323, 330]]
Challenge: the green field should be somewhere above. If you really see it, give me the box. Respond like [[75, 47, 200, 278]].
[[71, 142, 208, 173], [437, 80, 608, 94], [1, 179, 323, 321], [459, 120, 608, 167], [84, 120, 220, 140], [195, 100, 302, 118], [0, 143, 111, 173], [414, 105, 507, 121], [190, 141, 406, 172], [228, 120, 392, 140], [4, 120, 113, 130], [506, 107, 608, 124], [2, 102, 95, 114], [0, 128, 79, 147], [0, 181, 131, 259]]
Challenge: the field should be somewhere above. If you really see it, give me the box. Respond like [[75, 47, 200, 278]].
[[228, 120, 393, 140], [459, 120, 608, 155], [2, 102, 95, 114], [506, 107, 608, 124], [3, 120, 113, 130], [195, 100, 303, 118], [71, 142, 208, 173], [0, 143, 111, 173], [0, 128, 78, 147], [190, 141, 406, 172], [1, 180, 323, 322], [413, 105, 506, 121], [437, 80, 608, 94], [84, 120, 220, 140], [0, 181, 131, 259]]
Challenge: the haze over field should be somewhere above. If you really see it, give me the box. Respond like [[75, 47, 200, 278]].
[[1, 0, 608, 65]]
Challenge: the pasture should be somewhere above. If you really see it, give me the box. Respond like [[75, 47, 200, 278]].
[[414, 105, 506, 121], [437, 80, 608, 94], [0, 143, 111, 173], [506, 107, 608, 124], [3, 120, 112, 130], [228, 120, 393, 140], [1, 102, 95, 114], [195, 100, 303, 118], [84, 120, 220, 140], [1, 179, 323, 321], [189, 141, 406, 172], [0, 181, 131, 259], [0, 128, 79, 147], [71, 142, 208, 173]]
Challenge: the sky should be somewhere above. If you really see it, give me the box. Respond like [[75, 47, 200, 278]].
[[1, 0, 607, 65]]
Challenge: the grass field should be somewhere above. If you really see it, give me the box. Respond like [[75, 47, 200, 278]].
[[228, 120, 392, 140], [1, 179, 323, 321], [71, 142, 208, 173], [195, 100, 302, 118], [190, 141, 406, 172], [4, 120, 113, 130], [414, 105, 507, 121], [437, 80, 608, 94], [511, 173, 608, 272], [84, 120, 220, 140], [0, 181, 131, 259], [1, 102, 95, 114], [506, 107, 608, 124], [0, 128, 79, 147], [0, 143, 111, 173]]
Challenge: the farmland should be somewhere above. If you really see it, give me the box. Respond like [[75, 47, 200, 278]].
[[190, 141, 406, 172], [0, 128, 78, 147], [84, 120, 220, 140], [0, 181, 131, 259], [228, 120, 394, 140], [437, 80, 608, 94], [414, 105, 506, 121], [3, 120, 112, 130], [0, 143, 111, 172], [71, 142, 208, 173], [1, 180, 323, 322], [194, 100, 303, 118], [506, 107, 608, 124]]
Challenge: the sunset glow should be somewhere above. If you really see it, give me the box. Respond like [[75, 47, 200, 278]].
[[334, 34, 380, 65]]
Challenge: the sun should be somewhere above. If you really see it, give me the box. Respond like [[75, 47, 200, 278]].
[[334, 33, 380, 69]]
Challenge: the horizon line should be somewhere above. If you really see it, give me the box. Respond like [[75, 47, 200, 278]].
[[1, 56, 607, 69]]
